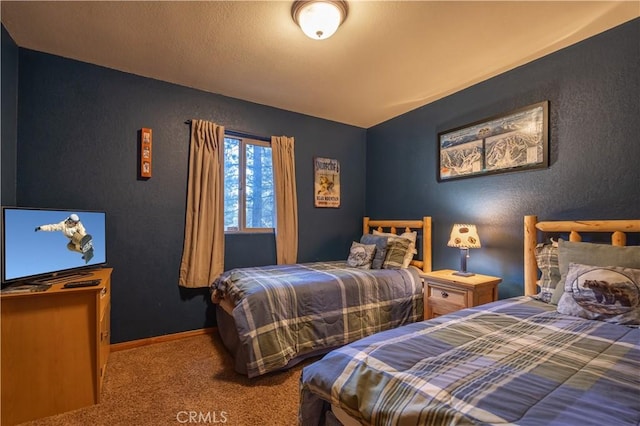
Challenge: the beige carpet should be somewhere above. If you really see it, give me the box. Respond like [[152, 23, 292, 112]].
[[23, 332, 313, 426]]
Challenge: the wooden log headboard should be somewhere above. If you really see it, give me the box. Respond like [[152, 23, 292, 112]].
[[363, 216, 432, 273], [523, 215, 640, 296]]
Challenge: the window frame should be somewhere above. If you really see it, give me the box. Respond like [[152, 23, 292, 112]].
[[224, 134, 275, 234]]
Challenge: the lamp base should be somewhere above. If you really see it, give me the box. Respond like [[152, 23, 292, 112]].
[[452, 271, 475, 277]]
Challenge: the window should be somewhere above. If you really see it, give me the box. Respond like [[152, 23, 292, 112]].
[[224, 135, 274, 232]]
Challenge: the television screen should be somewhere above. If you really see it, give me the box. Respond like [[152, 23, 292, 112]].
[[2, 207, 107, 285]]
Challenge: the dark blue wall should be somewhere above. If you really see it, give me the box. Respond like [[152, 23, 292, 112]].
[[366, 19, 640, 298], [6, 42, 366, 342], [1, 25, 18, 206], [3, 19, 638, 343]]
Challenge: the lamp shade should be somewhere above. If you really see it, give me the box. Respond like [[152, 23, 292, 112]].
[[292, 0, 348, 40], [447, 224, 481, 248]]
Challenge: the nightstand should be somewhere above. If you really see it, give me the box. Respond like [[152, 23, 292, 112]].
[[421, 269, 501, 320]]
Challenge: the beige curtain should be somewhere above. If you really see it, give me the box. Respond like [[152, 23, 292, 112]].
[[271, 136, 298, 264], [179, 120, 225, 288]]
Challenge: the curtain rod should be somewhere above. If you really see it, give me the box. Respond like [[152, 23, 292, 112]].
[[184, 120, 270, 142]]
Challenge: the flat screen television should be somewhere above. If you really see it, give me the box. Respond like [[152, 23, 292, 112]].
[[1, 207, 107, 285]]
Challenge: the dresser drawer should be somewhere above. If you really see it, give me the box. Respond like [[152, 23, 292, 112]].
[[427, 284, 466, 307]]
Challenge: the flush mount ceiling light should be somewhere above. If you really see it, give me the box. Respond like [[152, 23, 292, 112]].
[[292, 0, 348, 40]]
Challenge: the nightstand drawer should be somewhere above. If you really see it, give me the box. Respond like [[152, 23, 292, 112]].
[[431, 305, 459, 317], [428, 284, 466, 306]]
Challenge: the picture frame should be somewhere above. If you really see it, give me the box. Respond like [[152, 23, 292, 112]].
[[314, 157, 340, 208], [437, 101, 549, 181], [139, 127, 153, 179]]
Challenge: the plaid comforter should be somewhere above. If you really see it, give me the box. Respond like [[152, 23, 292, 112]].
[[299, 297, 640, 425], [211, 261, 423, 378]]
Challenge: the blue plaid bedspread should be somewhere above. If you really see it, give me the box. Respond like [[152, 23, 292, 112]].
[[211, 261, 423, 378], [299, 296, 640, 425]]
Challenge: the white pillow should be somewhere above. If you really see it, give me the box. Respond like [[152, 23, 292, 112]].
[[372, 229, 417, 268], [557, 263, 640, 325]]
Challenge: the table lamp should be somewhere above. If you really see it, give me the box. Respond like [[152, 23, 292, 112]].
[[447, 224, 481, 277]]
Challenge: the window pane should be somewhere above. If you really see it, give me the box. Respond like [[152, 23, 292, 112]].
[[245, 144, 274, 228], [224, 137, 240, 231]]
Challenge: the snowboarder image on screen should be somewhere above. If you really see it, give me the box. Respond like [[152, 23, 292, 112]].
[[35, 213, 94, 263]]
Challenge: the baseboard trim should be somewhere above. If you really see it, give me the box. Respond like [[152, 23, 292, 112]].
[[110, 327, 216, 352]]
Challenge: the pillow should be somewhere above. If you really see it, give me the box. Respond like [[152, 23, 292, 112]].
[[534, 239, 560, 303], [373, 229, 417, 268], [373, 229, 417, 252], [346, 241, 376, 269], [556, 263, 640, 325], [382, 237, 412, 270], [550, 240, 640, 304], [360, 234, 388, 270]]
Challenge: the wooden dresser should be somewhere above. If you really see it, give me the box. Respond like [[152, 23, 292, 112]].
[[1, 268, 111, 425], [421, 269, 501, 320]]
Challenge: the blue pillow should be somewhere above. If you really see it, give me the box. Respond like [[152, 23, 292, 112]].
[[360, 234, 388, 269]]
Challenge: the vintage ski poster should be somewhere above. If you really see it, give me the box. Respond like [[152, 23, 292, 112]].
[[314, 157, 340, 208]]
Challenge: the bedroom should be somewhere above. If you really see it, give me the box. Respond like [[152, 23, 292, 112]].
[[1, 1, 639, 425]]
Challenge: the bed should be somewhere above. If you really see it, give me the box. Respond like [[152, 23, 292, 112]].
[[299, 215, 640, 425], [211, 216, 433, 378]]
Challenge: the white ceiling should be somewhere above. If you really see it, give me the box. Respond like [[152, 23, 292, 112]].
[[1, 1, 638, 128]]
